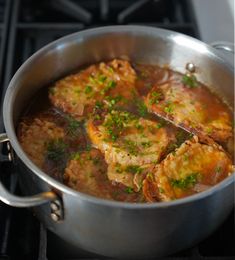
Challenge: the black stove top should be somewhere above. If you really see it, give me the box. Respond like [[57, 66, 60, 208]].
[[0, 1, 234, 259]]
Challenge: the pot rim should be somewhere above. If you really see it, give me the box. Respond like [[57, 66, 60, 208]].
[[3, 25, 234, 209]]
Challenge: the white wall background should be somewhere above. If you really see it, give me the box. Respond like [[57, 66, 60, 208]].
[[191, 0, 234, 43]]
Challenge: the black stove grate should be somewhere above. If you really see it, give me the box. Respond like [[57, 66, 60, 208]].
[[0, 0, 11, 102], [0, 0, 234, 260], [3, 0, 200, 93]]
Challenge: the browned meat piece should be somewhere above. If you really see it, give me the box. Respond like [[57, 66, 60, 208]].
[[49, 59, 138, 119], [143, 136, 234, 202], [18, 118, 65, 168], [107, 163, 153, 192], [64, 148, 113, 199], [144, 80, 233, 143], [86, 110, 176, 166]]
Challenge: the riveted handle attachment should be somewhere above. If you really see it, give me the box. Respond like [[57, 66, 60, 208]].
[[0, 133, 63, 221]]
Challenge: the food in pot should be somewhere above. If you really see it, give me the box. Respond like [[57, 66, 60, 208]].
[[17, 59, 234, 202], [49, 59, 138, 119], [64, 148, 112, 199], [18, 117, 65, 168], [143, 136, 233, 202], [86, 110, 177, 165], [144, 72, 232, 142]]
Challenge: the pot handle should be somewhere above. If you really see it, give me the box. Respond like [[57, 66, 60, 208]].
[[0, 133, 57, 207], [0, 184, 57, 207], [210, 41, 234, 54]]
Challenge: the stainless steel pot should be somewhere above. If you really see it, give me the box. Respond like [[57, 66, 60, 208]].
[[0, 26, 234, 259]]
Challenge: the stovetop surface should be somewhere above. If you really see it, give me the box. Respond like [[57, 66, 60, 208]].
[[0, 1, 234, 259]]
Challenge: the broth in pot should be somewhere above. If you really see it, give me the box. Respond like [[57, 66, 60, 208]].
[[17, 59, 234, 203]]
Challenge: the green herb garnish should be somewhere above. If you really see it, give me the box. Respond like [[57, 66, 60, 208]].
[[85, 85, 93, 94], [215, 166, 222, 174], [159, 187, 165, 194], [149, 91, 163, 105], [156, 123, 162, 129], [170, 173, 199, 189], [126, 165, 143, 174], [46, 139, 67, 161], [164, 102, 174, 114], [146, 172, 154, 181], [98, 74, 107, 83], [115, 164, 123, 173], [103, 111, 135, 141], [95, 101, 104, 109], [206, 127, 213, 134], [183, 153, 189, 161], [86, 144, 92, 151], [66, 116, 81, 136], [94, 114, 101, 120], [175, 130, 187, 146], [101, 80, 117, 94], [105, 95, 122, 107], [71, 152, 81, 160], [89, 75, 96, 84], [125, 187, 134, 194], [182, 74, 198, 88], [141, 141, 152, 148], [108, 67, 114, 73], [123, 139, 139, 155], [135, 123, 144, 131], [137, 101, 148, 117]]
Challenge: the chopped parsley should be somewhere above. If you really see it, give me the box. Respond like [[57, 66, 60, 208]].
[[101, 80, 117, 95], [166, 142, 178, 154], [85, 144, 92, 151], [95, 101, 104, 109], [71, 152, 81, 160], [66, 116, 81, 136], [183, 153, 189, 161], [104, 95, 122, 108], [146, 172, 154, 181], [159, 187, 165, 194], [175, 131, 187, 146], [89, 75, 96, 84], [98, 74, 107, 83], [46, 139, 67, 161], [135, 123, 144, 131], [149, 91, 163, 105], [125, 187, 134, 194], [170, 173, 199, 189], [126, 165, 143, 174], [86, 154, 92, 160], [215, 166, 222, 174], [141, 141, 152, 148], [94, 114, 101, 120], [108, 66, 114, 73], [103, 111, 135, 141], [156, 123, 163, 129], [137, 101, 148, 117], [92, 157, 100, 165], [164, 103, 174, 114], [115, 164, 123, 173], [123, 139, 139, 155], [85, 85, 93, 94], [182, 74, 198, 88], [206, 127, 213, 134]]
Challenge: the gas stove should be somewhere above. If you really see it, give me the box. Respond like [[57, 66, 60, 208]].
[[0, 1, 234, 259]]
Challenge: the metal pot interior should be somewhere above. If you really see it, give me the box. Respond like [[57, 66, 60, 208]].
[[3, 26, 234, 195]]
